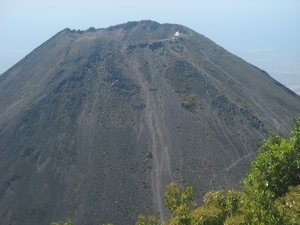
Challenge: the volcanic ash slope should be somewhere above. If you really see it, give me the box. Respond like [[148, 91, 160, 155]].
[[1, 20, 300, 225]]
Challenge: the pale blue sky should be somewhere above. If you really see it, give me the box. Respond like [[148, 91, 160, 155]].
[[1, 0, 300, 92]]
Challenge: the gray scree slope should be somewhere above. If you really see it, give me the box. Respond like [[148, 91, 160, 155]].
[[0, 20, 300, 225]]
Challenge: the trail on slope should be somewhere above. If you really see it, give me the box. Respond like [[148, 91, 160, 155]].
[[130, 58, 173, 221]]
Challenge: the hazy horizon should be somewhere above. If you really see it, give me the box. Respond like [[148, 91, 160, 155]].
[[1, 0, 299, 94]]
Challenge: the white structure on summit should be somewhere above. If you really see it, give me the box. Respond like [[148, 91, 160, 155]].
[[174, 31, 180, 37]]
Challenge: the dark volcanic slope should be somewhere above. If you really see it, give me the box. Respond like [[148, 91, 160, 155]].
[[1, 20, 300, 225]]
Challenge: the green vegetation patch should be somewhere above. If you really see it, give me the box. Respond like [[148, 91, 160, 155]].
[[52, 118, 300, 225], [136, 117, 300, 225]]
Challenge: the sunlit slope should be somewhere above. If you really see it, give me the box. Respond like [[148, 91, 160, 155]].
[[0, 20, 300, 225]]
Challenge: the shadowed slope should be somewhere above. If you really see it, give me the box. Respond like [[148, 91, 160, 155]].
[[0, 20, 300, 225]]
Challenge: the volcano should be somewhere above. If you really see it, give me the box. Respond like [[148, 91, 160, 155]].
[[1, 20, 300, 225]]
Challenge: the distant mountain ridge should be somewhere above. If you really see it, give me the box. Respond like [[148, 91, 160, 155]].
[[0, 20, 300, 225]]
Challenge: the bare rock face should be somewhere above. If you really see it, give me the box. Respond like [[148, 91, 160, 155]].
[[0, 20, 300, 225]]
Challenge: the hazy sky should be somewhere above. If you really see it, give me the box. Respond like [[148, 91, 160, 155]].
[[1, 0, 300, 90]]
